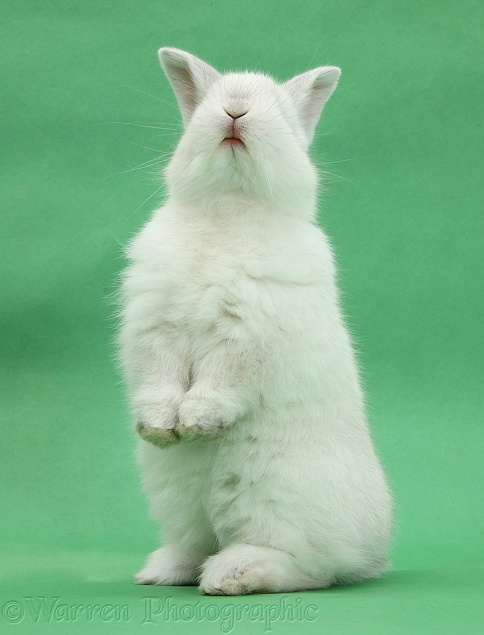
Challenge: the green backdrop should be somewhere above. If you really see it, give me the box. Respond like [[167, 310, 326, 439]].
[[1, 1, 482, 633]]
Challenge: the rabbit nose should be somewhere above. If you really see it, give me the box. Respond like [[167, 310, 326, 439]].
[[224, 108, 248, 119]]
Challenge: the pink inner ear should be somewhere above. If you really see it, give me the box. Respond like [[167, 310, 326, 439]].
[[284, 67, 340, 143], [172, 67, 199, 115], [159, 48, 221, 127], [160, 56, 199, 125]]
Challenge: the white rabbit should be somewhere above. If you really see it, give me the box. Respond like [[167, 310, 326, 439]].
[[118, 47, 393, 595]]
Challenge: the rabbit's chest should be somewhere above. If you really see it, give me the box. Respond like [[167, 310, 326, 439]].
[[158, 239, 251, 330]]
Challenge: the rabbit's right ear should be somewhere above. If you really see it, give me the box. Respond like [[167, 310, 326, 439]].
[[158, 48, 221, 127]]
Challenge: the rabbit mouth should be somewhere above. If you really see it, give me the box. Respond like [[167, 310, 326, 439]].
[[222, 137, 245, 147]]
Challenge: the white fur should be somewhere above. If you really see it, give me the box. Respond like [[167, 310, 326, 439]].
[[118, 48, 393, 595]]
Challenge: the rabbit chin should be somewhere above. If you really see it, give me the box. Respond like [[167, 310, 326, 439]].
[[167, 151, 259, 202], [165, 136, 318, 215]]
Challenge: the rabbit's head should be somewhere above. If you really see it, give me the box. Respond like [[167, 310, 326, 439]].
[[159, 48, 340, 218]]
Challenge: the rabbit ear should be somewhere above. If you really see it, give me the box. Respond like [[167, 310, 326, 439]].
[[158, 48, 221, 126], [284, 66, 341, 144]]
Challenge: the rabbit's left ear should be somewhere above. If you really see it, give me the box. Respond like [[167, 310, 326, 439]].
[[284, 66, 341, 145], [158, 48, 221, 127]]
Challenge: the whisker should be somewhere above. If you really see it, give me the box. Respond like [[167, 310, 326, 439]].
[[124, 182, 166, 222], [120, 85, 179, 110], [322, 155, 374, 165], [106, 156, 166, 181], [103, 121, 180, 130]]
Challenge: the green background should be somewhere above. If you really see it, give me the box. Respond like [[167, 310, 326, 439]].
[[1, 0, 482, 633]]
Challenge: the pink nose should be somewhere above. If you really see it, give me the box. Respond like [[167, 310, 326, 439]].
[[224, 109, 248, 119]]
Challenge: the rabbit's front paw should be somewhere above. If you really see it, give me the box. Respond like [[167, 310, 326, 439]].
[[176, 391, 235, 441], [136, 402, 180, 449], [136, 421, 180, 448]]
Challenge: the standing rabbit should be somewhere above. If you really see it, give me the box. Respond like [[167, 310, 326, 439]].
[[118, 47, 393, 595]]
